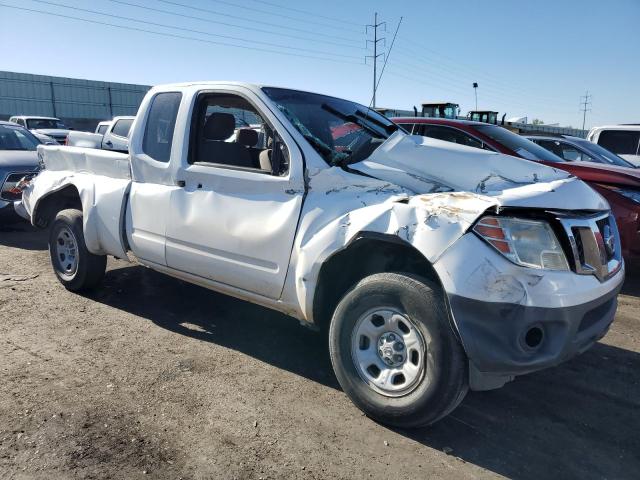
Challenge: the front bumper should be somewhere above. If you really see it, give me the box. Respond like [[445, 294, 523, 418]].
[[434, 233, 625, 390], [449, 282, 620, 390]]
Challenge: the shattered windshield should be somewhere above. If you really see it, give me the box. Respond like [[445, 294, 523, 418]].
[[263, 87, 401, 166]]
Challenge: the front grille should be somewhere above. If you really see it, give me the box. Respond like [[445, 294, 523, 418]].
[[1, 172, 33, 201], [557, 212, 622, 282]]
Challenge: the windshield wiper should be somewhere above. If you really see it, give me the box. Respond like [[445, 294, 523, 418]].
[[321, 103, 386, 139], [354, 109, 399, 135]]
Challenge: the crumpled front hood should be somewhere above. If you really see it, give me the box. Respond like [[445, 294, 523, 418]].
[[352, 132, 609, 211]]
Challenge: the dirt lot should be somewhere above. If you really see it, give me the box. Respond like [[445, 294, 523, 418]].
[[0, 221, 639, 480]]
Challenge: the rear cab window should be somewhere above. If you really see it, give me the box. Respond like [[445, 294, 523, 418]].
[[142, 92, 182, 163], [598, 130, 640, 156], [110, 119, 133, 138]]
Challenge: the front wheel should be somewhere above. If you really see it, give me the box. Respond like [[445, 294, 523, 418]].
[[329, 273, 468, 428], [49, 209, 106, 292]]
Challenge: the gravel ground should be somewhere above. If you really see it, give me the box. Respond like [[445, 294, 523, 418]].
[[1, 220, 639, 480]]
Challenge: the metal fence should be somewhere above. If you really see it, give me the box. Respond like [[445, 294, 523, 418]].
[[0, 71, 150, 130]]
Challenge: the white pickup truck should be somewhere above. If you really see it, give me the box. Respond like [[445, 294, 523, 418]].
[[66, 116, 135, 152], [21, 82, 624, 428]]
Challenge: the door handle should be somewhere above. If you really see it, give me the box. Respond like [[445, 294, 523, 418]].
[[176, 180, 186, 187], [105, 140, 113, 147]]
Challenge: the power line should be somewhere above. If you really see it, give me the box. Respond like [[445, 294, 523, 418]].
[[0, 2, 365, 65], [366, 12, 385, 108], [384, 69, 576, 120], [106, 0, 365, 50], [239, 0, 363, 27], [155, 0, 362, 45], [580, 91, 592, 130], [386, 53, 581, 115], [28, 0, 362, 60], [202, 0, 363, 35], [394, 37, 578, 109]]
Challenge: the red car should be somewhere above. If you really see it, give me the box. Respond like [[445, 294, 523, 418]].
[[393, 117, 640, 263]]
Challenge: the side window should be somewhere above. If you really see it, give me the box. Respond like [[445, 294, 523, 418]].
[[142, 92, 182, 163], [422, 125, 483, 149], [560, 143, 588, 162], [190, 93, 287, 174], [97, 124, 109, 135], [111, 119, 133, 138], [536, 140, 564, 159], [598, 130, 640, 155]]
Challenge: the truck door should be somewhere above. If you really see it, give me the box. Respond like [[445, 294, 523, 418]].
[[165, 89, 305, 299], [126, 91, 183, 267]]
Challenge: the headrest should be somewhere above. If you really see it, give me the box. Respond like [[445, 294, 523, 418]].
[[203, 112, 235, 141], [259, 149, 272, 172], [237, 128, 258, 147]]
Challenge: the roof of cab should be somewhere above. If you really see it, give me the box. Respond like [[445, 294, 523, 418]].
[[10, 115, 61, 121]]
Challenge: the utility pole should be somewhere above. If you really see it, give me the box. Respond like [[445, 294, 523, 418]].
[[580, 91, 592, 131], [473, 82, 478, 111], [366, 12, 385, 109]]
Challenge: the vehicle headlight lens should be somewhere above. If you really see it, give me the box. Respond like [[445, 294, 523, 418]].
[[473, 216, 569, 270]]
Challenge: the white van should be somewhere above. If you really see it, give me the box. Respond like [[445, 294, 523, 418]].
[[587, 125, 640, 166]]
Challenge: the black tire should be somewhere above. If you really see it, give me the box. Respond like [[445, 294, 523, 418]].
[[49, 208, 106, 292], [329, 272, 468, 428]]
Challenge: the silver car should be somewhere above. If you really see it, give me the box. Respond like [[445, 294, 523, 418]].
[[0, 121, 40, 219]]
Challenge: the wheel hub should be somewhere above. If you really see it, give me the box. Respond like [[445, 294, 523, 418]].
[[55, 226, 78, 275], [377, 332, 406, 367], [350, 307, 426, 397]]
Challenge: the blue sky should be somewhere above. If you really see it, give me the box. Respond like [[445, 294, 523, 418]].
[[1, 0, 638, 128]]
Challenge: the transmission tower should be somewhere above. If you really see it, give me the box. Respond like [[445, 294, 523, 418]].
[[366, 12, 385, 109], [580, 91, 592, 131]]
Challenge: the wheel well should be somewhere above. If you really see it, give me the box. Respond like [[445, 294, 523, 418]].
[[312, 233, 442, 331], [33, 185, 82, 228]]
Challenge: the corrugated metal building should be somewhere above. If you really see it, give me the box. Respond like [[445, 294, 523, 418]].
[[0, 71, 150, 131]]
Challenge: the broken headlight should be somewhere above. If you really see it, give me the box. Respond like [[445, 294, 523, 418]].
[[473, 216, 569, 271]]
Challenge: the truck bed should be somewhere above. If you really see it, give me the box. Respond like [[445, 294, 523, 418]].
[[39, 145, 130, 179], [26, 145, 132, 260]]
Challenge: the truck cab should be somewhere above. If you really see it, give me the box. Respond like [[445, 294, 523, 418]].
[[468, 110, 499, 124], [66, 115, 135, 152], [420, 102, 459, 119]]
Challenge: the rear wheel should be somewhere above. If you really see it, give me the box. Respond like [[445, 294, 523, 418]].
[[329, 273, 468, 428], [49, 209, 106, 292]]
